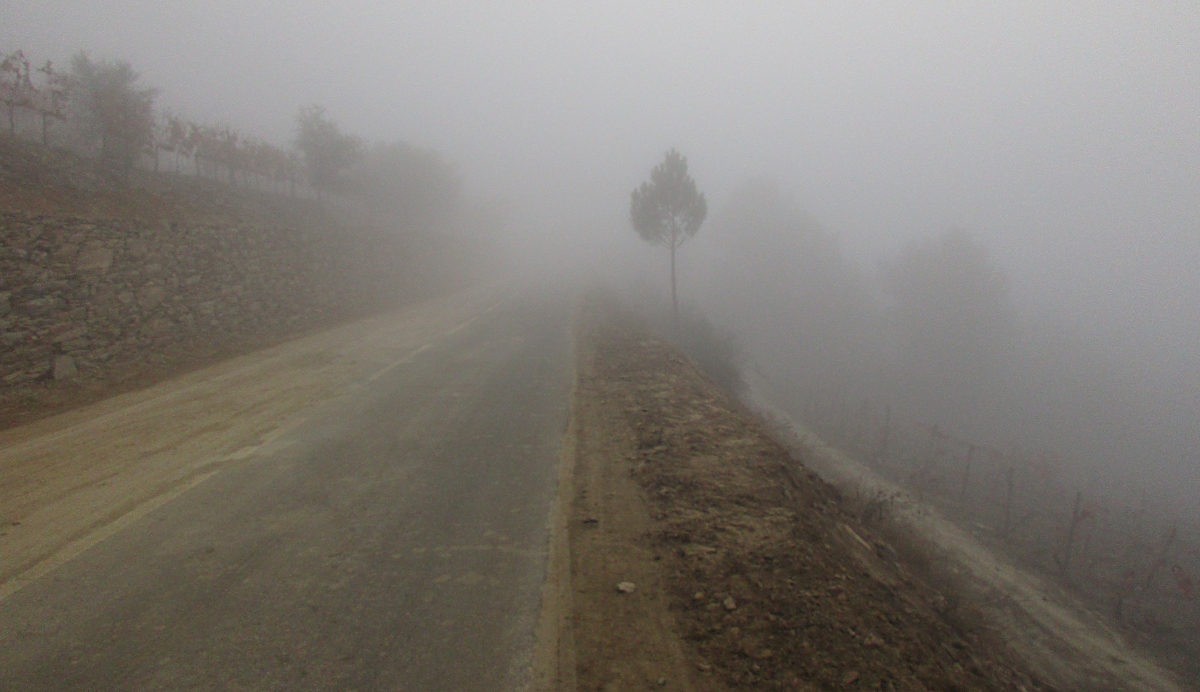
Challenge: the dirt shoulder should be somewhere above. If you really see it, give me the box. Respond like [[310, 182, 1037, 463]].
[[560, 294, 1048, 691]]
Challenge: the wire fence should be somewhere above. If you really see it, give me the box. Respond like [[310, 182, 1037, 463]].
[[801, 392, 1200, 646]]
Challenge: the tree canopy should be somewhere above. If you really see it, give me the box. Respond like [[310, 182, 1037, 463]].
[[881, 228, 1013, 350], [347, 141, 461, 223], [67, 52, 158, 180], [295, 104, 363, 196], [630, 148, 707, 250], [880, 228, 1015, 419]]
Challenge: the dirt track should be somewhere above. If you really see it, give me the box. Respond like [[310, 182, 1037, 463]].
[[559, 295, 1051, 692]]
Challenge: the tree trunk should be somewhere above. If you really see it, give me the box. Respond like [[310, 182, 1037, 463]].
[[670, 241, 678, 330]]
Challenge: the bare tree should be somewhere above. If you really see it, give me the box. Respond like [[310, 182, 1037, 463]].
[[32, 59, 69, 144], [0, 50, 35, 135]]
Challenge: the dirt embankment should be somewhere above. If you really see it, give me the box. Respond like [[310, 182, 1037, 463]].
[[749, 395, 1188, 692], [559, 294, 1048, 691]]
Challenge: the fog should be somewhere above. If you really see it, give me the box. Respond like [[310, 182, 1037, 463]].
[[6, 2, 1198, 510]]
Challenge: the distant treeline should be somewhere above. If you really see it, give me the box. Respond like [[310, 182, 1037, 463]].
[[700, 180, 1195, 512], [695, 179, 1200, 659], [0, 48, 460, 223]]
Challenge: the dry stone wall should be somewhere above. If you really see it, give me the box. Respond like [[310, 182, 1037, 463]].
[[0, 211, 366, 388]]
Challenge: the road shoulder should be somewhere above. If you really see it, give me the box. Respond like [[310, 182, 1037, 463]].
[[560, 293, 1047, 691]]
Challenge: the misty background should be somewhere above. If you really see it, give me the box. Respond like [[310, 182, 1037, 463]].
[[5, 2, 1198, 512]]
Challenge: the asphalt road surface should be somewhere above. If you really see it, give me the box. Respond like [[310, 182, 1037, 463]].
[[0, 284, 572, 691]]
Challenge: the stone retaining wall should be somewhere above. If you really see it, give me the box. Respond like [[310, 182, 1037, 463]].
[[1, 211, 364, 388]]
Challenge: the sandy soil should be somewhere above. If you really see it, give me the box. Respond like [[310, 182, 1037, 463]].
[[746, 380, 1188, 692], [0, 284, 502, 597], [559, 294, 1048, 692]]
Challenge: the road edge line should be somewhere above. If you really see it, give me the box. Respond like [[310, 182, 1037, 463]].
[[529, 296, 579, 692]]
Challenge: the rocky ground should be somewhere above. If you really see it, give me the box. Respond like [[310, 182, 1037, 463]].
[[565, 294, 1052, 691]]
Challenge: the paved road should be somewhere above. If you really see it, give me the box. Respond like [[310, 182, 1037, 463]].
[[0, 285, 572, 691]]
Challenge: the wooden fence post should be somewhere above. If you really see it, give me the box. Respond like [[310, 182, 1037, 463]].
[[1059, 491, 1084, 578], [1002, 466, 1015, 539], [877, 404, 891, 464], [959, 444, 975, 513], [1130, 524, 1177, 621]]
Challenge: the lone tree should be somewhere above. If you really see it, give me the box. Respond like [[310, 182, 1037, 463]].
[[631, 148, 707, 322]]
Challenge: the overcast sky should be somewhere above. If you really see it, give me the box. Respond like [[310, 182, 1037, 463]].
[[6, 0, 1199, 393]]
